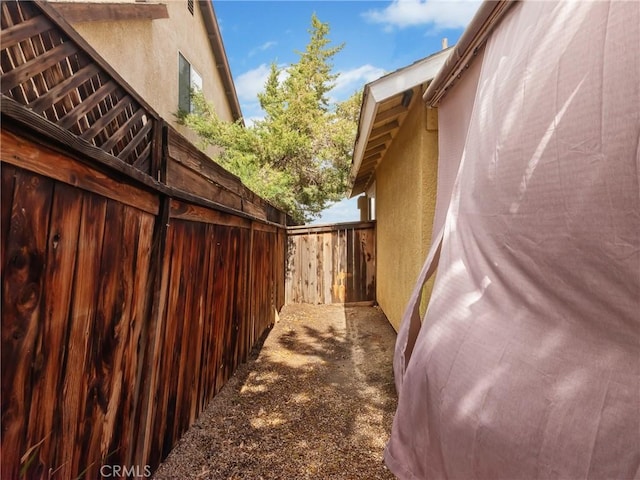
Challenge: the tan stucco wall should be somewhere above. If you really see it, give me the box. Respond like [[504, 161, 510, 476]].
[[375, 100, 438, 331], [59, 0, 234, 147]]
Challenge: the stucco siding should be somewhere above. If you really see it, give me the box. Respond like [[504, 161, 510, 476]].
[[62, 1, 234, 147], [376, 100, 438, 331]]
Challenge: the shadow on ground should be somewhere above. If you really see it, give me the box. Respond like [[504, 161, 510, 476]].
[[154, 304, 398, 480]]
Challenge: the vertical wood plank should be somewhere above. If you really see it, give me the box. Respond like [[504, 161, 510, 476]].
[[350, 227, 356, 302], [292, 234, 299, 304], [331, 230, 340, 304], [228, 227, 241, 375], [153, 220, 184, 465], [194, 223, 208, 414], [1, 169, 53, 479], [25, 181, 82, 477], [188, 224, 207, 426], [323, 233, 332, 304], [246, 223, 255, 358], [308, 233, 317, 303], [163, 220, 190, 457], [78, 199, 130, 479], [315, 233, 323, 304], [277, 229, 286, 309], [212, 225, 230, 393], [122, 210, 155, 468], [171, 221, 194, 443], [60, 193, 107, 479], [298, 234, 305, 302], [1, 165, 16, 273], [364, 227, 376, 301], [138, 201, 172, 467], [100, 204, 143, 467], [339, 228, 347, 303], [201, 223, 217, 407], [284, 233, 292, 304]]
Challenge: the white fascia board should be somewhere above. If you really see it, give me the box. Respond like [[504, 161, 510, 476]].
[[368, 48, 451, 102], [349, 86, 378, 195]]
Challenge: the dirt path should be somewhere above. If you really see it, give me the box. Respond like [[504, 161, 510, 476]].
[[154, 304, 398, 480]]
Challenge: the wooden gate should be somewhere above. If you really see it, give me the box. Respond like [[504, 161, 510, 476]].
[[285, 221, 376, 305]]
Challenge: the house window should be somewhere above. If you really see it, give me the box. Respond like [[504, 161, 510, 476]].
[[187, 0, 194, 15], [178, 52, 202, 113]]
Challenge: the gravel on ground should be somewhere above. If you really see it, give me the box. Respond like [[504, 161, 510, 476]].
[[154, 303, 398, 480]]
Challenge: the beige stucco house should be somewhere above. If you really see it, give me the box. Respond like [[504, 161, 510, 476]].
[[50, 0, 241, 146], [349, 48, 450, 331]]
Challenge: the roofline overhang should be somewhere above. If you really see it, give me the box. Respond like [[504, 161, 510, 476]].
[[199, 0, 243, 124], [423, 0, 516, 107], [348, 47, 452, 198]]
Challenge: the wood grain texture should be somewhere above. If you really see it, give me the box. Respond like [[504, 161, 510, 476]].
[[169, 198, 251, 229], [1, 169, 54, 479], [166, 127, 279, 222], [1, 2, 289, 476], [166, 155, 243, 211], [0, 41, 78, 94], [0, 16, 52, 66], [285, 222, 376, 305], [24, 181, 82, 477], [1, 129, 159, 214], [60, 192, 108, 479], [0, 160, 287, 477]]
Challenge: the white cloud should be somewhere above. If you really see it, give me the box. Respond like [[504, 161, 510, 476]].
[[235, 63, 289, 103], [243, 116, 264, 128], [235, 64, 291, 122], [249, 40, 277, 57], [332, 65, 387, 97], [363, 0, 481, 31], [235, 64, 272, 102], [237, 100, 264, 126]]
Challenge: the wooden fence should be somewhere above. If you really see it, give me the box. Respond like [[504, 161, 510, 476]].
[[286, 222, 376, 305], [1, 2, 287, 478]]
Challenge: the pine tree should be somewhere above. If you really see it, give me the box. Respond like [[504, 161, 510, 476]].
[[180, 14, 361, 224]]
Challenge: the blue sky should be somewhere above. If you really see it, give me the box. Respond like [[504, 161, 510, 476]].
[[213, 0, 481, 223]]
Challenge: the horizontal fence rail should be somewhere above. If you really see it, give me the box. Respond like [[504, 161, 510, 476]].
[[0, 2, 287, 478], [286, 221, 376, 305]]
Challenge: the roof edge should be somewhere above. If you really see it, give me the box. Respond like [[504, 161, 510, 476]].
[[347, 85, 377, 198], [348, 48, 452, 198], [423, 0, 516, 106], [199, 0, 243, 123], [368, 47, 452, 102]]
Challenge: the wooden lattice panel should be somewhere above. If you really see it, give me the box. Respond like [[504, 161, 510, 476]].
[[0, 1, 155, 174]]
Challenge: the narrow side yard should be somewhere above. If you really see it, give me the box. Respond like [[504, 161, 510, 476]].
[[154, 304, 398, 479]]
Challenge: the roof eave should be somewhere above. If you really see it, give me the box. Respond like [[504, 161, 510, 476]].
[[348, 84, 377, 198], [198, 0, 243, 124], [423, 0, 516, 106], [348, 48, 452, 198]]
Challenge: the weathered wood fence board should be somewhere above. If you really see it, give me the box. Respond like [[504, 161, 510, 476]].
[[286, 222, 376, 305], [1, 128, 286, 479], [0, 3, 288, 477], [1, 158, 158, 478]]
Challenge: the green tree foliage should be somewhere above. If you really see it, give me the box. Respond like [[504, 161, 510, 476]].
[[180, 14, 363, 223]]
